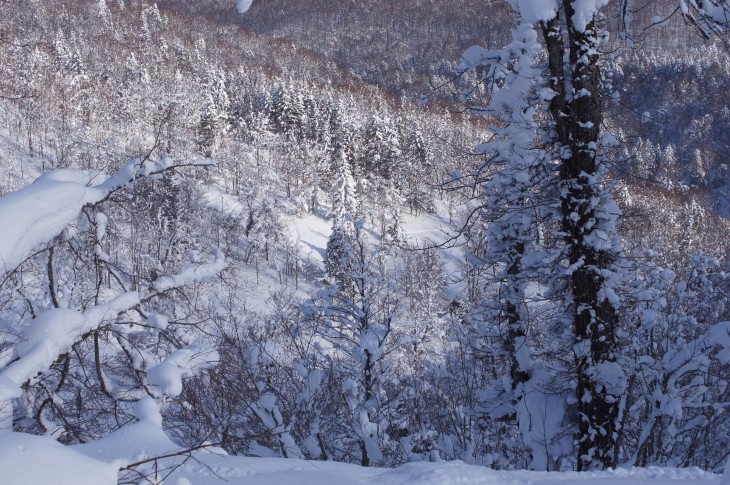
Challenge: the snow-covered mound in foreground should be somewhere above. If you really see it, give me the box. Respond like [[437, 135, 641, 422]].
[[0, 428, 724, 485], [0, 431, 118, 485]]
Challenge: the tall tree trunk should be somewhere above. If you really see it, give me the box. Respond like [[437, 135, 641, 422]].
[[543, 4, 621, 470], [506, 241, 530, 391]]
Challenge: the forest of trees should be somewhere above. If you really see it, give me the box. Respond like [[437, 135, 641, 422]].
[[0, 0, 727, 478]]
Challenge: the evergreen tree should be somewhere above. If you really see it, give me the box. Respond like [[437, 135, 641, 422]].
[[401, 124, 434, 215], [320, 220, 399, 467], [197, 67, 230, 157], [96, 0, 113, 29], [326, 145, 359, 288]]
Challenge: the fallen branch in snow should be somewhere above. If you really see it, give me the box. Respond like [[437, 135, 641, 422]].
[[118, 428, 288, 484], [119, 443, 225, 485]]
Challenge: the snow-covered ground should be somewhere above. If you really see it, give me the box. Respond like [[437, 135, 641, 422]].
[[1, 426, 726, 485], [159, 459, 726, 485]]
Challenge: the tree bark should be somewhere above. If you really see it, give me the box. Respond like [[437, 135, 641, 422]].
[[543, 4, 621, 470]]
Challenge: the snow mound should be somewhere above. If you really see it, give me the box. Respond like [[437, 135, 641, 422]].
[[0, 431, 117, 485]]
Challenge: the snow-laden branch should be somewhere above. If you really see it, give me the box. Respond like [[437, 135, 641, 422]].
[[0, 249, 225, 403], [152, 249, 225, 292], [147, 345, 220, 397], [0, 170, 99, 278], [0, 292, 141, 402], [679, 0, 730, 38], [0, 157, 214, 280], [0, 154, 220, 430]]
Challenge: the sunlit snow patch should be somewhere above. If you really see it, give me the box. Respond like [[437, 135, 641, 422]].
[[237, 0, 253, 13]]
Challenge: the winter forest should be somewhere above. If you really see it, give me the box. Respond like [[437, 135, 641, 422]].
[[0, 0, 729, 484]]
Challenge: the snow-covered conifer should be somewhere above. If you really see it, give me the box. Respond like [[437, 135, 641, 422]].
[[320, 221, 399, 466]]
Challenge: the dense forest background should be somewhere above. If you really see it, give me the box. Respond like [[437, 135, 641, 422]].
[[0, 0, 728, 475]]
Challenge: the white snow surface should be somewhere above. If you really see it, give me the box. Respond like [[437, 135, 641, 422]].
[[236, 0, 253, 13], [0, 170, 102, 277], [0, 426, 723, 485], [289, 210, 331, 266], [511, 0, 557, 24], [0, 431, 117, 485]]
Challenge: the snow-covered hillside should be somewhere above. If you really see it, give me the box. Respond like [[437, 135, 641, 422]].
[[0, 130, 725, 485], [1, 0, 729, 483]]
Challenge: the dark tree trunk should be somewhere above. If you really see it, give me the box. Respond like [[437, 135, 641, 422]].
[[542, 3, 621, 470], [361, 348, 373, 467], [506, 241, 530, 390]]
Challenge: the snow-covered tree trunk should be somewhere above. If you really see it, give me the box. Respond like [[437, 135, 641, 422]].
[[461, 0, 628, 470], [542, 4, 624, 470]]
